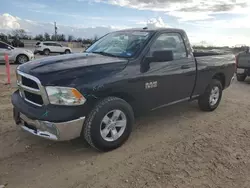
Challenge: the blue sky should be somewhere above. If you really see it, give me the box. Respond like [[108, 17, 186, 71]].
[[0, 0, 250, 46]]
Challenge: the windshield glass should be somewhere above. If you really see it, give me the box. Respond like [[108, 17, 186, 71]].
[[86, 31, 152, 58]]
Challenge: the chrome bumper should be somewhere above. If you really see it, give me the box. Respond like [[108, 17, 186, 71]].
[[19, 113, 85, 141]]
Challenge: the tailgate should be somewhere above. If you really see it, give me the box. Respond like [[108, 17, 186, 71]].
[[237, 53, 250, 68]]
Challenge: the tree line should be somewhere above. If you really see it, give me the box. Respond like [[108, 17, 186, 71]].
[[0, 29, 98, 44]]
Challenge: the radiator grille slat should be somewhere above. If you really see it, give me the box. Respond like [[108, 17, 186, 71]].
[[16, 70, 49, 107]]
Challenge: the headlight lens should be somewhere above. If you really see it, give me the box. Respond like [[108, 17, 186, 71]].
[[46, 86, 86, 105]]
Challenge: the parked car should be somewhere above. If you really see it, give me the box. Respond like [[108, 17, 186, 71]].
[[12, 28, 235, 151], [0, 41, 34, 64], [34, 41, 72, 55], [236, 47, 250, 81]]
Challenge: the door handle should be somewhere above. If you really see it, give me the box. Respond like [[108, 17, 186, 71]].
[[181, 65, 191, 69]]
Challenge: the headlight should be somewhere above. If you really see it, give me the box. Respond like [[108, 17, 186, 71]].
[[46, 86, 86, 105]]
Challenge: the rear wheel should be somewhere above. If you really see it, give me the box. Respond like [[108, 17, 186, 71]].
[[236, 74, 246, 82], [43, 49, 50, 56], [83, 97, 134, 152], [198, 79, 222, 111], [16, 54, 29, 64]]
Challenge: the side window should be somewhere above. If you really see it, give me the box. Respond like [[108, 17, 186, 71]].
[[43, 43, 49, 46], [0, 42, 8, 49], [54, 43, 62, 47], [150, 33, 187, 60]]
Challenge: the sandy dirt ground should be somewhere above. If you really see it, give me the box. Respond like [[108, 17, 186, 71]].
[[0, 61, 250, 188]]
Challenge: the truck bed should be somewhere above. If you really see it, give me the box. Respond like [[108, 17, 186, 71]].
[[195, 53, 235, 66]]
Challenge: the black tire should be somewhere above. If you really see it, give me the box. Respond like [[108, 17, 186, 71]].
[[236, 74, 246, 82], [43, 49, 50, 56], [198, 79, 223, 111], [83, 97, 134, 152], [16, 54, 29, 64], [65, 50, 71, 54]]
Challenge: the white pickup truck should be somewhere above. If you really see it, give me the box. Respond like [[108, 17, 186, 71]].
[[236, 47, 250, 82]]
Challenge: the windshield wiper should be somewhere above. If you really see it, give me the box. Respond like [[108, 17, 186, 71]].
[[92, 51, 118, 57]]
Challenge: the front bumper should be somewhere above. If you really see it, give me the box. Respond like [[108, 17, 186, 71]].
[[29, 54, 35, 60], [16, 111, 85, 141], [12, 90, 88, 141]]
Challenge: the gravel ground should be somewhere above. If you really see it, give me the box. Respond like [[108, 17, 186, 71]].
[[0, 62, 250, 188]]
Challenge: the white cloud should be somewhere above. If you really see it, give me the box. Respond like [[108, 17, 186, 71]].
[[100, 0, 250, 21], [167, 11, 214, 22], [0, 13, 21, 30], [0, 13, 116, 38], [1, 12, 249, 46], [190, 16, 250, 29], [146, 17, 170, 29]]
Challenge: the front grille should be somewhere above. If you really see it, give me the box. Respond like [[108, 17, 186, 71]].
[[22, 77, 39, 89], [16, 70, 49, 107], [24, 91, 43, 105]]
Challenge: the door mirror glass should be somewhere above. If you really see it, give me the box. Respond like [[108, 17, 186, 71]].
[[151, 50, 174, 62]]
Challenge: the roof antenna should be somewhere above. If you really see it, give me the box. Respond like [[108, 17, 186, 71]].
[[143, 27, 148, 30]]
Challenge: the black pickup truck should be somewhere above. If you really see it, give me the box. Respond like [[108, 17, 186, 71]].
[[12, 28, 235, 151]]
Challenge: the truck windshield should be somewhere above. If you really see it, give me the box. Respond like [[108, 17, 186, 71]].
[[86, 31, 152, 58]]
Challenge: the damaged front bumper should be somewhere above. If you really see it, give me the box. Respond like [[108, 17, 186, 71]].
[[15, 111, 85, 141], [12, 90, 88, 141]]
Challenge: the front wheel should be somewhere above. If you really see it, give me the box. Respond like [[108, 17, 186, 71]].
[[65, 50, 71, 54], [43, 49, 50, 56], [82, 97, 134, 152], [16, 54, 29, 64], [198, 79, 223, 111]]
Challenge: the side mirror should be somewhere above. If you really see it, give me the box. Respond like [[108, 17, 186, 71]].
[[7, 46, 12, 50], [151, 50, 174, 62], [141, 50, 174, 73]]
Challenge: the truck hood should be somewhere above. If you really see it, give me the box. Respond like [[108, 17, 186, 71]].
[[18, 53, 129, 85]]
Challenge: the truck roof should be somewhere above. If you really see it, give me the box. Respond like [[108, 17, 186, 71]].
[[117, 27, 186, 33]]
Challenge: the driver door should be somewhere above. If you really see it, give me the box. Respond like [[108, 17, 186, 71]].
[[142, 32, 196, 109]]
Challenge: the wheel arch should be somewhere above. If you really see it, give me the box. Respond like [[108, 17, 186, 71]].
[[43, 48, 50, 52], [212, 73, 225, 89], [108, 92, 135, 109]]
